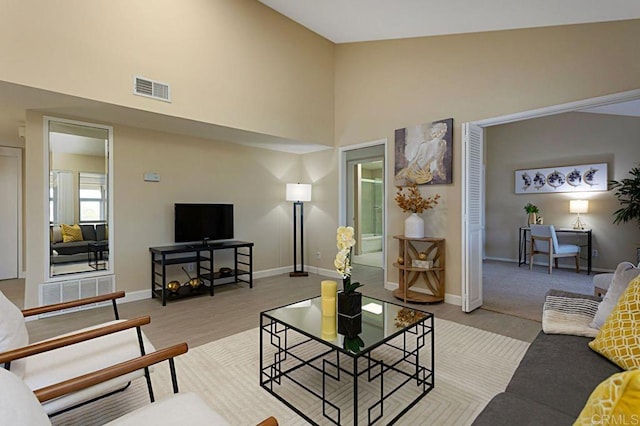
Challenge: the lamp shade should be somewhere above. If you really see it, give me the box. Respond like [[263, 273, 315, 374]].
[[569, 199, 588, 214], [286, 183, 312, 202]]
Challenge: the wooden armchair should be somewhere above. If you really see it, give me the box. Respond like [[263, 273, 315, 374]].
[[0, 291, 155, 416], [0, 343, 278, 426]]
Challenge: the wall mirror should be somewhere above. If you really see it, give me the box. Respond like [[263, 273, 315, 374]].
[[46, 117, 113, 278]]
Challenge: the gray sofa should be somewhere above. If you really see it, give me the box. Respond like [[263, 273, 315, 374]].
[[50, 224, 108, 264], [473, 326, 622, 425]]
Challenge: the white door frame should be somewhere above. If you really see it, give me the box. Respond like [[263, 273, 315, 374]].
[[0, 146, 22, 279], [339, 139, 388, 285], [461, 88, 640, 310]]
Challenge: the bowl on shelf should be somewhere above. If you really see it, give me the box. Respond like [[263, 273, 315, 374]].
[[219, 267, 233, 277]]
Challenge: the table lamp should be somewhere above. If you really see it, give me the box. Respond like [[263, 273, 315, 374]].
[[570, 199, 588, 230], [286, 183, 312, 277]]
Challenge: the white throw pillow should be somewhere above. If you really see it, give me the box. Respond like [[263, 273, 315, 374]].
[[0, 368, 51, 425], [0, 291, 28, 378], [590, 262, 640, 329]]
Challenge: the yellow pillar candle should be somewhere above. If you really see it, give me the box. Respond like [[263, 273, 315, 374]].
[[321, 280, 337, 298], [321, 280, 337, 317], [322, 313, 337, 341]]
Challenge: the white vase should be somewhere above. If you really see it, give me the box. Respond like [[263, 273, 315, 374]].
[[404, 213, 424, 238]]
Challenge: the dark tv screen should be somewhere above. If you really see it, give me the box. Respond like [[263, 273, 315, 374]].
[[174, 203, 234, 243]]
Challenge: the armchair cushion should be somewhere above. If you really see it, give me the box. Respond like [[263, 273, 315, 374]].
[[590, 262, 640, 329], [105, 392, 230, 426], [24, 320, 156, 415], [0, 291, 28, 378], [0, 368, 50, 426]]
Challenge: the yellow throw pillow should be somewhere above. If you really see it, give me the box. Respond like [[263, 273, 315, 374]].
[[589, 275, 640, 370], [573, 370, 640, 425], [61, 224, 83, 243]]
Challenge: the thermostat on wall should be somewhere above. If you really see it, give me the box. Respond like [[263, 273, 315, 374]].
[[143, 172, 160, 182]]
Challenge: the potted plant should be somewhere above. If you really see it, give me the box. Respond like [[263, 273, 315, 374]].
[[610, 165, 640, 227], [395, 183, 440, 238], [335, 226, 363, 317], [523, 203, 540, 226]]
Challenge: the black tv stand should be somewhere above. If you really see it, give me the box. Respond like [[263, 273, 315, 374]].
[[149, 240, 253, 306]]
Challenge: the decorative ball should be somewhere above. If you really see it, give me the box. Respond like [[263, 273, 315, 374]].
[[188, 278, 202, 288], [167, 280, 181, 293], [397, 256, 404, 265], [418, 252, 427, 260]]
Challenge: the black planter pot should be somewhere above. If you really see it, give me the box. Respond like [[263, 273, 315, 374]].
[[337, 291, 362, 318], [338, 314, 362, 338]]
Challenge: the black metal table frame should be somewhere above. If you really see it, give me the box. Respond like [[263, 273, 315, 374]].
[[259, 302, 434, 425], [87, 241, 109, 270], [518, 226, 592, 275]]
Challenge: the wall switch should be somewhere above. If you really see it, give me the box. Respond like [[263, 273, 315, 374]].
[[315, 252, 321, 259], [143, 172, 160, 182], [592, 249, 598, 257]]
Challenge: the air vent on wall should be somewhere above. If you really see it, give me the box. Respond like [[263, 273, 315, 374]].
[[133, 76, 171, 102]]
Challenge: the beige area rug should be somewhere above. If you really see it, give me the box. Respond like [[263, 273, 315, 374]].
[[52, 319, 529, 426]]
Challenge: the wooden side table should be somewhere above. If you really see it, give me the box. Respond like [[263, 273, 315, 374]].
[[393, 235, 445, 303]]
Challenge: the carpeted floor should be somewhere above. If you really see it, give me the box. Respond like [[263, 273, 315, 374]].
[[51, 318, 529, 426], [482, 260, 595, 322]]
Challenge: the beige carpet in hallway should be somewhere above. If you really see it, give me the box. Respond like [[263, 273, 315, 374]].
[[482, 260, 596, 322]]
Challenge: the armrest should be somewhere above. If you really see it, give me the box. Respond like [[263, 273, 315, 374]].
[[35, 343, 188, 403], [0, 316, 150, 365], [21, 291, 125, 318], [257, 417, 279, 426]]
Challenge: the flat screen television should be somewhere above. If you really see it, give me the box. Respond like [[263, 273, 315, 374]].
[[174, 203, 234, 243]]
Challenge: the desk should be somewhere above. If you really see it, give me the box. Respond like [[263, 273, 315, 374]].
[[518, 227, 592, 275]]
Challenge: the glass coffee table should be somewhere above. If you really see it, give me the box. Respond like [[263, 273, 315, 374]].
[[260, 295, 434, 425]]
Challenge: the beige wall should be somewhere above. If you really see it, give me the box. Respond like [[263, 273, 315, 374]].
[[333, 20, 640, 298], [17, 13, 640, 306], [485, 112, 640, 269], [25, 112, 304, 306], [0, 0, 335, 145]]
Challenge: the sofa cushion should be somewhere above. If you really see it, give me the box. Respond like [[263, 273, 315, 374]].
[[505, 332, 622, 417], [96, 224, 107, 241], [80, 224, 97, 241], [0, 290, 28, 378], [51, 240, 93, 256], [589, 276, 640, 370], [51, 225, 63, 243], [591, 262, 640, 329], [574, 370, 640, 425], [61, 224, 83, 242], [472, 392, 574, 426]]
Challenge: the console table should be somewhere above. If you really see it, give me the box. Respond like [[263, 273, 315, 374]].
[[392, 235, 445, 304], [518, 227, 592, 275], [149, 240, 253, 306]]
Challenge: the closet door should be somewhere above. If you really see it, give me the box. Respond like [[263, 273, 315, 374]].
[[0, 147, 20, 279]]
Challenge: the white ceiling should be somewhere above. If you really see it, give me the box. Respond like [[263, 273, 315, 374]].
[[258, 0, 640, 43]]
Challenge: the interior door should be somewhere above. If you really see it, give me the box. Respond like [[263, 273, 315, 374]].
[[462, 123, 484, 312], [0, 147, 20, 279]]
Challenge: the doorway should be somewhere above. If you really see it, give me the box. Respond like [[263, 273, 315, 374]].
[[339, 141, 388, 285], [461, 88, 640, 313]]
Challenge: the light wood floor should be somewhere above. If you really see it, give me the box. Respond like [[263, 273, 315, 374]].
[[21, 265, 542, 349]]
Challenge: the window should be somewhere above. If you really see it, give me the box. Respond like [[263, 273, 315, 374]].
[[79, 172, 107, 222]]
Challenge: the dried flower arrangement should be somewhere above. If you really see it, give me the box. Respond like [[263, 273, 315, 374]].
[[394, 307, 426, 328], [395, 183, 440, 214]]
